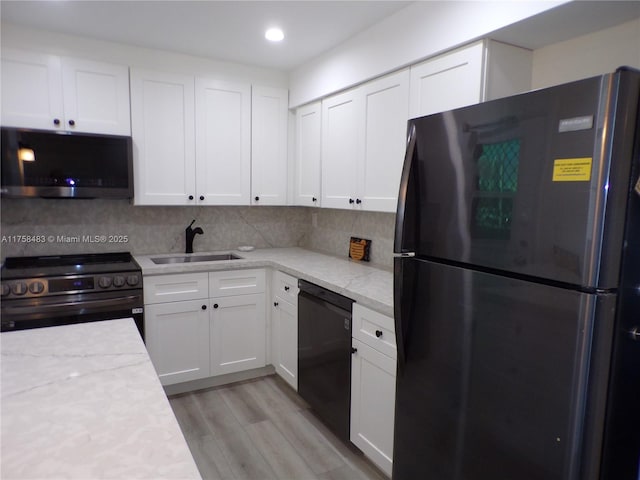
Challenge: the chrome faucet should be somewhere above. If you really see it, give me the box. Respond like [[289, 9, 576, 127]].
[[185, 219, 203, 254]]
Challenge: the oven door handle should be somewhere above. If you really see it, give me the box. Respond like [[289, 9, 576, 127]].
[[2, 295, 141, 314]]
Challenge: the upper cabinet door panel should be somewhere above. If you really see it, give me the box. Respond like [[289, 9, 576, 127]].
[[1, 48, 64, 131], [131, 69, 195, 205], [1, 49, 131, 135], [409, 41, 484, 119], [61, 58, 131, 135], [360, 69, 409, 212], [251, 86, 288, 205], [321, 90, 361, 210], [195, 78, 251, 205], [295, 101, 322, 207]]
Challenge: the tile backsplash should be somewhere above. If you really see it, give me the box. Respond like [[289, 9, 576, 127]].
[[0, 200, 395, 268], [306, 208, 396, 269], [0, 199, 309, 257]]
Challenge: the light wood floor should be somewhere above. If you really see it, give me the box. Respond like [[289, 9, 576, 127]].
[[169, 375, 388, 480]]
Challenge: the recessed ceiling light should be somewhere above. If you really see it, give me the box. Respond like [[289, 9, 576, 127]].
[[265, 27, 284, 42]]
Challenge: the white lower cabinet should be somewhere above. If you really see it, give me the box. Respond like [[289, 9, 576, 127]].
[[210, 293, 266, 376], [271, 271, 299, 390], [350, 304, 397, 477], [144, 269, 266, 386], [272, 299, 297, 389], [145, 299, 210, 386]]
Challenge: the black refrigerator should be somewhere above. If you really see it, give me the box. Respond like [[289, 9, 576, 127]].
[[393, 67, 640, 480]]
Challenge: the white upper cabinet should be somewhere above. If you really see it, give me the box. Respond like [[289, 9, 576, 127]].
[[1, 49, 63, 131], [195, 78, 251, 205], [132, 69, 257, 206], [359, 70, 409, 212], [321, 88, 361, 209], [130, 68, 196, 205], [409, 40, 532, 119], [251, 86, 288, 206], [322, 69, 409, 212], [60, 58, 131, 135], [1, 48, 130, 135], [294, 101, 322, 207]]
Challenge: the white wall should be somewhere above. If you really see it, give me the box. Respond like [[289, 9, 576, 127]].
[[288, 0, 566, 107], [531, 18, 640, 89], [0, 23, 287, 87]]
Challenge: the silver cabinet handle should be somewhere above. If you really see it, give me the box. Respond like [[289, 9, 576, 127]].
[[629, 326, 640, 341]]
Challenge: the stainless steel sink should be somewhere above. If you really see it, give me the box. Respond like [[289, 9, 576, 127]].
[[151, 253, 243, 264]]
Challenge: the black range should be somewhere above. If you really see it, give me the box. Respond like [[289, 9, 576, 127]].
[[1, 252, 144, 338]]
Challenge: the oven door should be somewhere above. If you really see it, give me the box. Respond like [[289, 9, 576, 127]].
[[0, 290, 144, 339]]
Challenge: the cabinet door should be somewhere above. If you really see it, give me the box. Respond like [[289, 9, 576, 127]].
[[1, 48, 64, 131], [145, 299, 210, 386], [294, 101, 322, 207], [210, 293, 266, 375], [350, 338, 396, 477], [321, 89, 360, 209], [131, 69, 195, 205], [272, 297, 298, 390], [61, 58, 131, 135], [359, 69, 409, 212], [195, 78, 251, 205], [251, 86, 288, 205], [409, 41, 484, 119]]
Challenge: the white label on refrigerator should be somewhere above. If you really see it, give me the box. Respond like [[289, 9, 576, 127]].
[[558, 116, 593, 132]]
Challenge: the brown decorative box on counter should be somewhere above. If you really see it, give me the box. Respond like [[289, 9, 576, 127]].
[[349, 237, 371, 262]]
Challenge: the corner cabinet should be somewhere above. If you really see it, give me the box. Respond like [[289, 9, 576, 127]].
[[271, 271, 299, 390], [409, 39, 532, 118], [350, 304, 397, 477], [251, 86, 289, 206], [321, 69, 409, 213], [294, 101, 322, 207], [1, 48, 131, 135]]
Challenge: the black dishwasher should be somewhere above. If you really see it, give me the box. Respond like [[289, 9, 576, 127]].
[[298, 279, 354, 442]]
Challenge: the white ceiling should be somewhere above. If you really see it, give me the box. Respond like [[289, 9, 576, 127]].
[[0, 0, 411, 71]]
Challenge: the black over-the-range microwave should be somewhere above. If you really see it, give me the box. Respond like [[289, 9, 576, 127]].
[[1, 127, 134, 199]]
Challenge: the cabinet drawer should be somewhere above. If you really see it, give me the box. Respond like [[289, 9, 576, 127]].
[[209, 269, 265, 297], [144, 273, 209, 304], [352, 303, 396, 359], [273, 270, 299, 305]]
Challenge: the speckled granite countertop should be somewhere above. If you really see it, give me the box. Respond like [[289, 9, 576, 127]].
[[1, 319, 201, 480], [135, 247, 394, 317]]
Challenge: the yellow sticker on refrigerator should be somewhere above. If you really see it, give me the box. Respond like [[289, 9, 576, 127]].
[[552, 158, 592, 182]]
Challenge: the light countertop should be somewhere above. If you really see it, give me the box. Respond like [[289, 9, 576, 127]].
[[135, 247, 394, 317], [1, 319, 201, 480]]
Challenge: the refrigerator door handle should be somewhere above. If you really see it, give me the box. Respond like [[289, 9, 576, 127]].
[[394, 124, 418, 254], [394, 257, 415, 374]]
